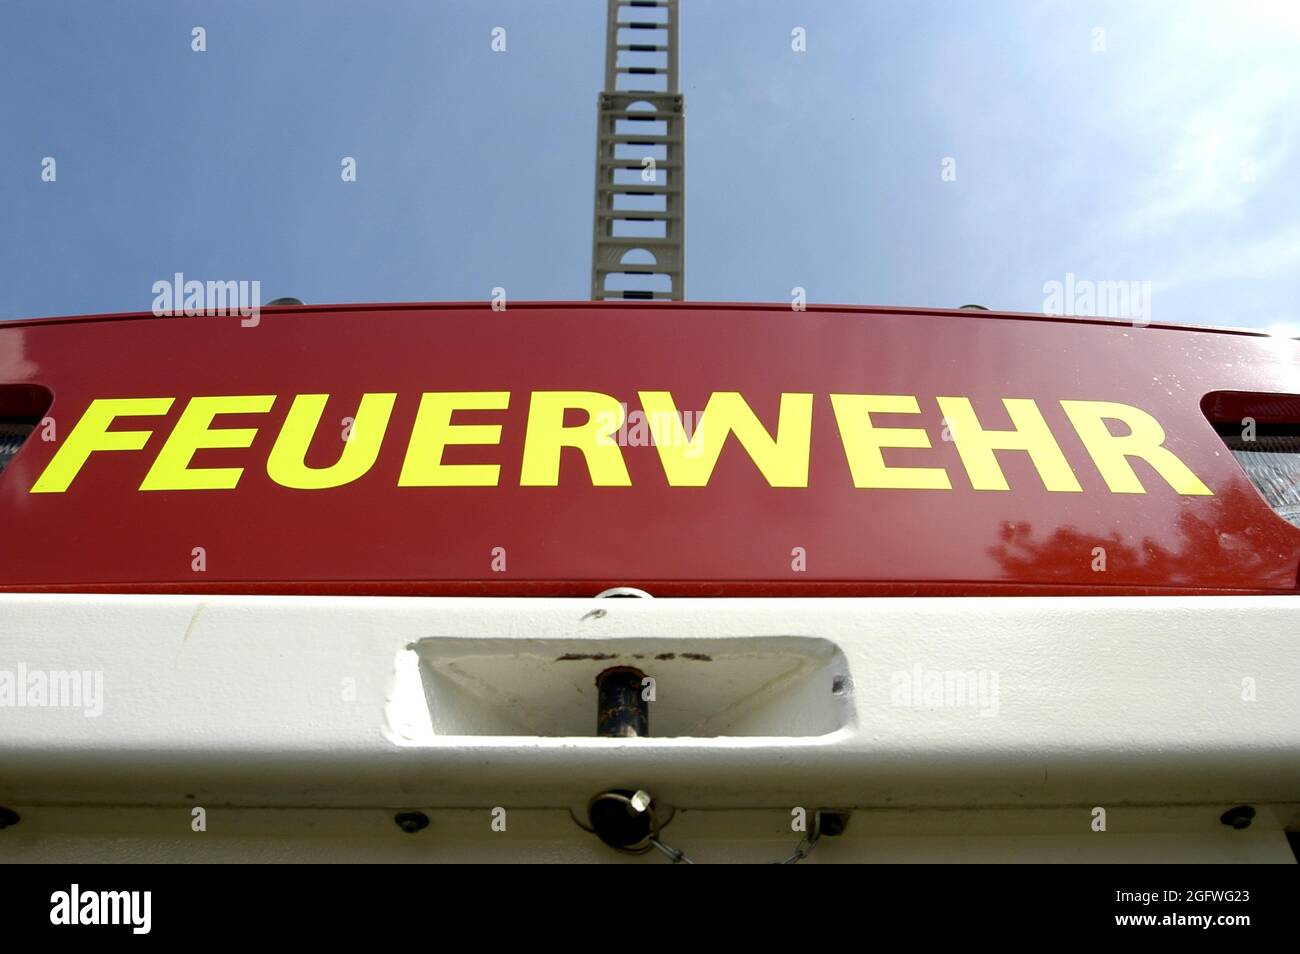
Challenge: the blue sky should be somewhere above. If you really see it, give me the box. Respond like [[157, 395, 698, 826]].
[[3, 0, 1299, 330]]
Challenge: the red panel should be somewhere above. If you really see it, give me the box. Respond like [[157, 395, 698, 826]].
[[1, 302, 1297, 596]]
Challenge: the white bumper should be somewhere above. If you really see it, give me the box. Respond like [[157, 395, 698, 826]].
[[1, 593, 1296, 862]]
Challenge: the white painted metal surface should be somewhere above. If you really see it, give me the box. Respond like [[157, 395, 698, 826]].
[[1, 594, 1297, 862]]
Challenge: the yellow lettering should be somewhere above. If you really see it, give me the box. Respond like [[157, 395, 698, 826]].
[[638, 391, 812, 487], [829, 394, 950, 489], [140, 395, 274, 491], [268, 393, 396, 489], [29, 397, 174, 493], [936, 397, 1081, 492], [1061, 400, 1212, 495], [520, 391, 629, 486], [399, 391, 509, 487]]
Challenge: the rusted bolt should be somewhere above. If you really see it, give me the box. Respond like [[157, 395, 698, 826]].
[[596, 666, 649, 737]]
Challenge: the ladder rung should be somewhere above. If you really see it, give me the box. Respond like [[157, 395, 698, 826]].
[[600, 159, 680, 168], [595, 291, 676, 301], [595, 279, 681, 286], [600, 210, 677, 221], [594, 272, 682, 280], [602, 112, 680, 121], [622, 22, 665, 29], [609, 134, 669, 143], [598, 185, 682, 195], [618, 67, 668, 75], [594, 264, 683, 273], [618, 44, 668, 51], [595, 236, 681, 247], [601, 91, 681, 100], [601, 96, 681, 106], [595, 265, 682, 272]]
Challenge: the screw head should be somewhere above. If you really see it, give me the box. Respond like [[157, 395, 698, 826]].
[[394, 811, 430, 834], [1219, 805, 1255, 830]]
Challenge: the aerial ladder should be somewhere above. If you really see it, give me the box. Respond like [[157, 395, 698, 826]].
[[591, 0, 685, 301]]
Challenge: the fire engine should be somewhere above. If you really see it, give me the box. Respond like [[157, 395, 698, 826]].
[[0, 300, 1297, 864], [1, 0, 1297, 864]]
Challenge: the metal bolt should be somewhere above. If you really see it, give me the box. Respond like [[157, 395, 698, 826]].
[[1219, 805, 1255, 830], [394, 810, 430, 834], [596, 666, 649, 737], [587, 789, 654, 849]]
